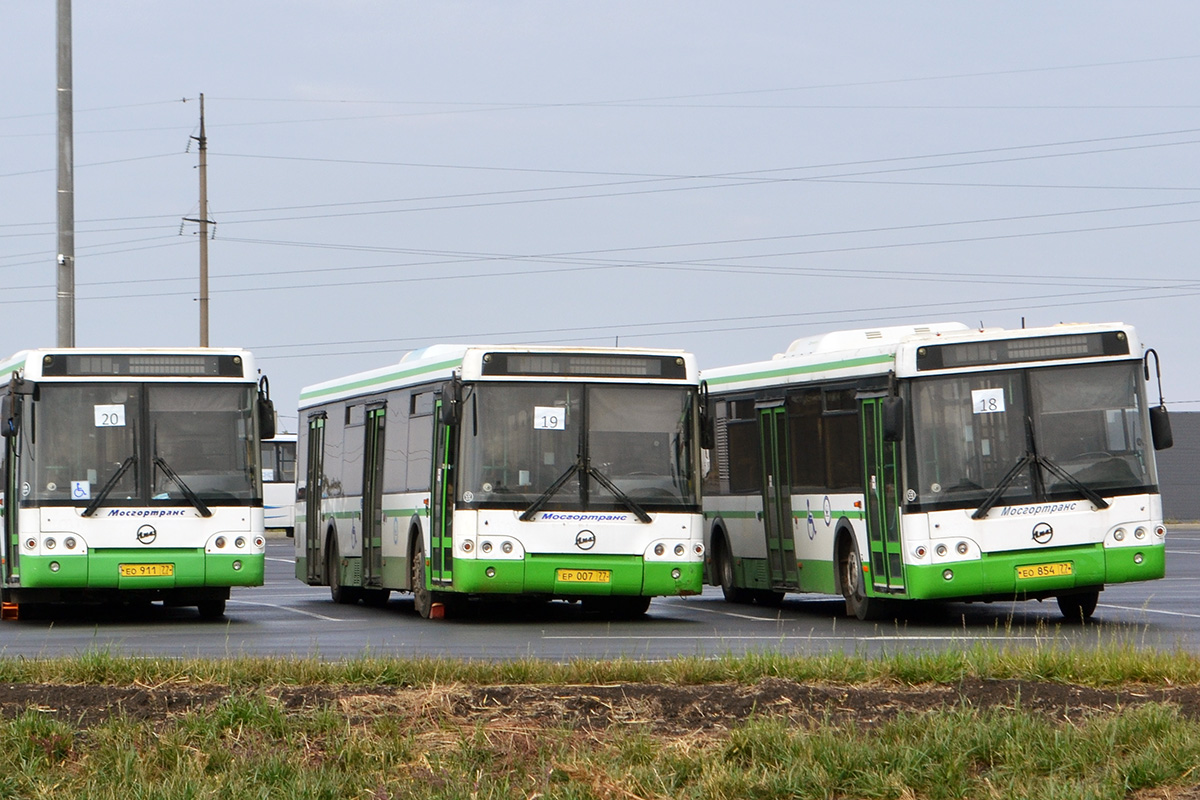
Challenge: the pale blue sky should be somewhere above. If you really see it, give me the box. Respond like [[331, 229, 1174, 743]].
[[3, 3, 1199, 427]]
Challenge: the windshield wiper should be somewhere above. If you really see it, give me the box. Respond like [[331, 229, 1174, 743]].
[[972, 453, 1110, 520], [518, 459, 654, 524], [588, 466, 652, 523], [153, 456, 213, 518], [519, 462, 580, 521], [971, 453, 1033, 520], [81, 455, 137, 517], [1034, 454, 1110, 511]]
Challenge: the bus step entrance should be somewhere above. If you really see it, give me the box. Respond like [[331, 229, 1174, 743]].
[[1, 602, 18, 621]]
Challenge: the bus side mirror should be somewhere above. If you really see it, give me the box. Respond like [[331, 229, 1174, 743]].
[[0, 394, 15, 438], [882, 396, 904, 443], [698, 381, 714, 450], [257, 375, 276, 440], [439, 377, 462, 425], [1150, 405, 1173, 450], [258, 397, 276, 440]]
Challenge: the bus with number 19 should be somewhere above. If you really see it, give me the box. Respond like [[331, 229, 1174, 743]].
[[295, 344, 705, 619]]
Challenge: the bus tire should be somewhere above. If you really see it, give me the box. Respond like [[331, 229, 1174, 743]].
[[327, 535, 360, 605], [411, 538, 434, 619], [715, 534, 750, 604], [839, 534, 883, 621], [197, 595, 226, 620], [1057, 590, 1099, 622]]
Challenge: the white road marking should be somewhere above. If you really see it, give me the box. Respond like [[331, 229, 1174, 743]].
[[227, 598, 345, 621], [1099, 603, 1200, 620]]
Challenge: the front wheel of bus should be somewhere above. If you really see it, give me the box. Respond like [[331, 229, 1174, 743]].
[[1057, 590, 1099, 622], [716, 536, 750, 604], [839, 537, 884, 621], [412, 540, 433, 619], [197, 595, 226, 620]]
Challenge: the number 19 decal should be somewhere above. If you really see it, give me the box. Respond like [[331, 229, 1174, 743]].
[[533, 406, 566, 430]]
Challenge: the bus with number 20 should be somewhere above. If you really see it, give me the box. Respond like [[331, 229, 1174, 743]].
[[0, 348, 276, 619]]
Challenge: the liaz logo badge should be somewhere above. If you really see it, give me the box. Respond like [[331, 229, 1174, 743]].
[[1032, 522, 1053, 545], [136, 524, 157, 545], [575, 529, 596, 550]]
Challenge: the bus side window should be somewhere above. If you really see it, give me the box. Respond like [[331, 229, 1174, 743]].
[[725, 399, 761, 494]]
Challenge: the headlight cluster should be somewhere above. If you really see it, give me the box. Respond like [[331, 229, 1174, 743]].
[[461, 539, 517, 556], [25, 536, 82, 552], [650, 541, 703, 558]]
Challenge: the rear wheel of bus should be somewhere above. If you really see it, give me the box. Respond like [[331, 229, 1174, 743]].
[[1057, 590, 1099, 622]]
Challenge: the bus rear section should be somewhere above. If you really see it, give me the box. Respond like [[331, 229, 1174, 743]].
[[295, 346, 705, 619], [0, 348, 275, 619]]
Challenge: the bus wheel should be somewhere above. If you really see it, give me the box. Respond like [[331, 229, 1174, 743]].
[[328, 537, 360, 605], [1057, 590, 1099, 622], [716, 536, 750, 604], [839, 537, 880, 621], [412, 540, 434, 619], [197, 595, 226, 620]]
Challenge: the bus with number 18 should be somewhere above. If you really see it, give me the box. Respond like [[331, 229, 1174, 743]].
[[700, 321, 1172, 621]]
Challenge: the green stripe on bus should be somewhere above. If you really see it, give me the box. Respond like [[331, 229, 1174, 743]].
[[299, 357, 462, 401], [704, 353, 894, 386]]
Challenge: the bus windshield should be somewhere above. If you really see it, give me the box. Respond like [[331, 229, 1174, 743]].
[[458, 382, 699, 512], [906, 361, 1155, 511], [24, 383, 260, 507]]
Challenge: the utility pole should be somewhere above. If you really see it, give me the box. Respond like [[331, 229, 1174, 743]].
[[55, 0, 75, 347], [185, 94, 212, 346]]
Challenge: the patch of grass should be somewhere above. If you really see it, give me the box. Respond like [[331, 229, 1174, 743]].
[[2, 640, 1200, 687], [3, 697, 1197, 800]]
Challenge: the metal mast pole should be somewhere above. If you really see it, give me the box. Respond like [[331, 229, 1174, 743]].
[[197, 93, 209, 346], [55, 0, 75, 347]]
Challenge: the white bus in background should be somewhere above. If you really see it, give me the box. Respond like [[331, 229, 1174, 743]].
[[261, 433, 297, 535], [701, 321, 1173, 621], [295, 345, 706, 619]]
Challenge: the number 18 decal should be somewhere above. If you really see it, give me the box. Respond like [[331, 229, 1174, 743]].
[[533, 406, 566, 430], [970, 388, 1005, 415]]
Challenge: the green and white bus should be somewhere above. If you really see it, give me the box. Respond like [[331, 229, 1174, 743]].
[[700, 322, 1173, 620], [295, 345, 705, 619], [0, 348, 276, 619]]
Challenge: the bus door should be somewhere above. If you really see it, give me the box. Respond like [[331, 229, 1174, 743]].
[[1, 438, 14, 590], [860, 396, 904, 593], [429, 399, 455, 588], [304, 413, 326, 584], [361, 404, 386, 588], [757, 401, 799, 589]]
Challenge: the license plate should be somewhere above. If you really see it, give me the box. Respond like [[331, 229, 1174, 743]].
[[556, 568, 611, 584], [119, 563, 174, 578], [1016, 562, 1072, 580]]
